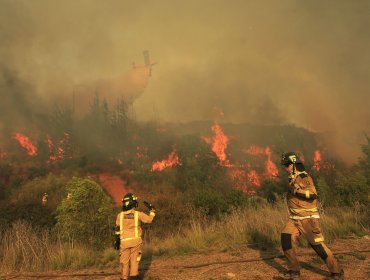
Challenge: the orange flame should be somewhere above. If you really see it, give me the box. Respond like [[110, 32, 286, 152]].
[[12, 132, 37, 156], [203, 126, 279, 193], [210, 123, 230, 166], [151, 149, 180, 171], [247, 170, 261, 187], [264, 147, 279, 179], [244, 145, 279, 179], [313, 150, 322, 171]]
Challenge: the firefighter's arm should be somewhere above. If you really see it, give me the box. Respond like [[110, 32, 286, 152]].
[[113, 213, 121, 250], [293, 187, 318, 200], [290, 178, 317, 200], [138, 211, 155, 224], [138, 211, 155, 223], [115, 213, 120, 227]]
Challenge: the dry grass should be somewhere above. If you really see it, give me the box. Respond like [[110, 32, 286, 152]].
[[0, 202, 367, 273], [146, 201, 368, 255], [0, 221, 117, 274]]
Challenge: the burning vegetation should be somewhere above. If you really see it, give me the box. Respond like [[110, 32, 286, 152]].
[[12, 132, 38, 156], [0, 86, 369, 278], [151, 148, 181, 171], [0, 85, 368, 230], [3, 106, 334, 196]]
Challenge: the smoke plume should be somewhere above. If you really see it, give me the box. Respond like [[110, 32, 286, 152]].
[[0, 0, 369, 162]]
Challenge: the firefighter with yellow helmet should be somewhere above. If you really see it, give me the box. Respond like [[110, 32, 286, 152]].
[[114, 193, 155, 280], [41, 192, 48, 206], [280, 152, 344, 280]]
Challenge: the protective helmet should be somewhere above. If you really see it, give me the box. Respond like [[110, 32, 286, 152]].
[[122, 193, 138, 211], [281, 152, 302, 166]]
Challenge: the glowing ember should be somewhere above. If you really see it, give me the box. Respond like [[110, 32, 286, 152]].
[[313, 150, 322, 171], [228, 167, 247, 191], [210, 123, 231, 166], [12, 132, 37, 156], [46, 133, 69, 161], [151, 149, 180, 171]]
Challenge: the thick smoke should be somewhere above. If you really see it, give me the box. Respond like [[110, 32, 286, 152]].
[[0, 68, 46, 139], [0, 0, 369, 162]]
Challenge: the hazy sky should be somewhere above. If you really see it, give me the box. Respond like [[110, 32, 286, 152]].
[[1, 0, 369, 161]]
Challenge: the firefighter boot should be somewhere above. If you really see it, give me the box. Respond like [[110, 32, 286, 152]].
[[326, 269, 344, 280], [284, 270, 301, 280], [285, 270, 300, 280]]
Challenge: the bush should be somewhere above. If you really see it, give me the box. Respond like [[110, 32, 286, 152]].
[[333, 171, 368, 206], [256, 180, 286, 204], [55, 177, 115, 249], [13, 173, 69, 209], [190, 188, 229, 216], [0, 203, 56, 234]]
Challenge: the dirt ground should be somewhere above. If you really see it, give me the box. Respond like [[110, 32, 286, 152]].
[[2, 238, 369, 280]]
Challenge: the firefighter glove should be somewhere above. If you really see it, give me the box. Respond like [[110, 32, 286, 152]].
[[143, 201, 155, 211], [114, 234, 120, 250]]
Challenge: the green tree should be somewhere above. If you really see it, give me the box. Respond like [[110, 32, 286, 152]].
[[55, 177, 115, 249]]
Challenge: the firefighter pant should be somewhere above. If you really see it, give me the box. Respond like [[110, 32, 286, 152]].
[[120, 240, 142, 279], [281, 218, 341, 273]]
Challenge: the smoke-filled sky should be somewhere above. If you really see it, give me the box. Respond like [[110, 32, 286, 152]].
[[1, 0, 369, 161]]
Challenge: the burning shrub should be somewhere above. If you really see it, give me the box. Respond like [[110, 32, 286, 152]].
[[175, 134, 231, 192], [55, 177, 115, 249]]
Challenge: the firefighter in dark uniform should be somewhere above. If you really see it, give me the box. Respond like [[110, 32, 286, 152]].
[[280, 152, 344, 280], [114, 193, 155, 280]]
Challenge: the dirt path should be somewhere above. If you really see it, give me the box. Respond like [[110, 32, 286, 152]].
[[3, 238, 369, 280]]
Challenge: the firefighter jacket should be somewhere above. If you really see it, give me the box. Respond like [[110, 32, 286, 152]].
[[286, 171, 319, 218], [115, 209, 155, 246]]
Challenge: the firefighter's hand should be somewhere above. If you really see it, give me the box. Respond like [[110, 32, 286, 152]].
[[114, 234, 120, 250], [143, 201, 155, 211]]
